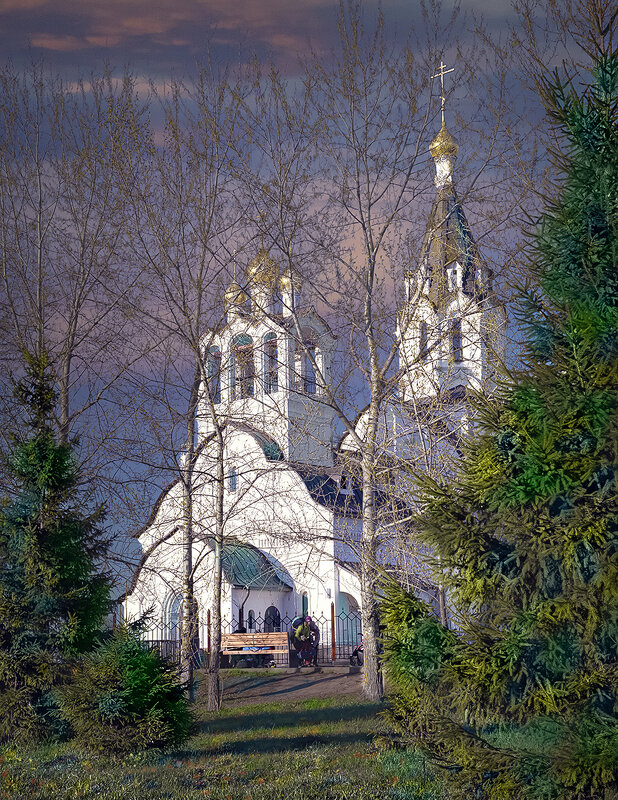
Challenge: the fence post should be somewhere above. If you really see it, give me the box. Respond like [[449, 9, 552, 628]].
[[330, 602, 336, 663]]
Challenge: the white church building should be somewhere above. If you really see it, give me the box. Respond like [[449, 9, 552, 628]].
[[122, 115, 506, 651]]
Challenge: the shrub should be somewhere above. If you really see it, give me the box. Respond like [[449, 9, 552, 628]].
[[0, 354, 111, 744], [58, 625, 191, 752]]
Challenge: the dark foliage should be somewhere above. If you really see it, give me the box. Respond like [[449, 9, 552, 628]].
[[382, 51, 618, 800], [0, 353, 111, 743], [58, 624, 191, 752]]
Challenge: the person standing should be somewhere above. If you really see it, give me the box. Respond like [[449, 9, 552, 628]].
[[304, 616, 320, 666]]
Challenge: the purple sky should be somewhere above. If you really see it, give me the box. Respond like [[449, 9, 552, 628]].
[[0, 0, 517, 78]]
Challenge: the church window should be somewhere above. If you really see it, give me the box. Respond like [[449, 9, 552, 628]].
[[248, 609, 256, 631], [263, 333, 278, 394], [293, 285, 301, 309], [302, 592, 309, 617], [272, 292, 283, 315], [264, 605, 281, 632], [164, 593, 197, 661], [419, 321, 428, 360], [167, 592, 182, 640], [230, 334, 254, 399], [207, 347, 221, 404], [228, 468, 238, 492], [303, 344, 317, 394], [294, 327, 318, 395], [451, 319, 463, 362]]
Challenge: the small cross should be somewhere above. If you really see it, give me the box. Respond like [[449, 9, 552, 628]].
[[432, 61, 454, 126], [232, 248, 237, 280]]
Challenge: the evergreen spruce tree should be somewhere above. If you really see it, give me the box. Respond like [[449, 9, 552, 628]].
[[0, 353, 111, 743], [382, 50, 618, 800]]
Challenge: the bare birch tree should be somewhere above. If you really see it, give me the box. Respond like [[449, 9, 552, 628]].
[[119, 65, 244, 707], [0, 65, 153, 536]]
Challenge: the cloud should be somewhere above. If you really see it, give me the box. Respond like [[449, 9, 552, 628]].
[[0, 0, 517, 77], [0, 0, 336, 64], [0, 0, 46, 9], [29, 32, 86, 51]]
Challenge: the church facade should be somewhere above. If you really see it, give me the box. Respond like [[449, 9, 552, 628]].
[[122, 115, 506, 646]]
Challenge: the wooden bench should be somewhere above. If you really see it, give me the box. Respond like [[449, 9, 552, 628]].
[[221, 632, 290, 666]]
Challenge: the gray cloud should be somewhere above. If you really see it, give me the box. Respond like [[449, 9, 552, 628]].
[[0, 0, 518, 77]]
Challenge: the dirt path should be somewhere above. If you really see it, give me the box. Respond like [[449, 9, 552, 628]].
[[220, 667, 363, 706]]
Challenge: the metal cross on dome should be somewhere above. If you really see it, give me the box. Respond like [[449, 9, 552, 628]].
[[432, 61, 454, 126]]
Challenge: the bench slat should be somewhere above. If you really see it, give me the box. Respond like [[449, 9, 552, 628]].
[[222, 648, 288, 653], [221, 632, 290, 658], [221, 635, 288, 645]]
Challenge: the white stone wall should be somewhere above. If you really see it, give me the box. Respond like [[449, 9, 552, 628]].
[[123, 426, 353, 639], [198, 309, 337, 466], [399, 287, 506, 401]]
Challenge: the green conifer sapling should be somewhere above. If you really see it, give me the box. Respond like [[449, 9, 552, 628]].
[[0, 353, 111, 742]]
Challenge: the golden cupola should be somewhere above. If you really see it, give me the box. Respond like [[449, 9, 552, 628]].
[[429, 121, 458, 191], [429, 123, 459, 160], [245, 247, 278, 287], [224, 280, 248, 313]]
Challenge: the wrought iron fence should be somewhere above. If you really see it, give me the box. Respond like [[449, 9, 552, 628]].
[[141, 608, 362, 668]]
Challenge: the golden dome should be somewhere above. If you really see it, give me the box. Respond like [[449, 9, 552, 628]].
[[224, 280, 248, 307], [245, 247, 278, 286], [429, 123, 459, 159]]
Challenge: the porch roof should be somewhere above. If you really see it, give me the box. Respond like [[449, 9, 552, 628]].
[[222, 541, 293, 592]]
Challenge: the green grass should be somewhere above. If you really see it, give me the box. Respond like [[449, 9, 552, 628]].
[[0, 675, 446, 800]]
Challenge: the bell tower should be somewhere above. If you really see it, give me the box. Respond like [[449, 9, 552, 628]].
[[398, 64, 505, 402], [199, 248, 336, 466]]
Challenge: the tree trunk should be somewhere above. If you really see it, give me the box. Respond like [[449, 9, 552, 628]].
[[207, 423, 225, 711], [360, 566, 382, 702], [180, 466, 195, 699], [180, 364, 201, 701], [58, 345, 74, 445], [360, 432, 383, 702], [438, 574, 449, 629]]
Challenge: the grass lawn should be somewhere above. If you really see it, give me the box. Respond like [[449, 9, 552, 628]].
[[0, 672, 445, 800]]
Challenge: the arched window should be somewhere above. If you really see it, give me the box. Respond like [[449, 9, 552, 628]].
[[264, 605, 281, 632], [165, 594, 199, 664], [247, 609, 256, 632], [272, 292, 283, 315], [451, 319, 463, 363], [230, 334, 254, 399], [419, 321, 428, 361], [207, 347, 221, 404], [302, 592, 309, 617], [263, 333, 278, 394], [295, 328, 318, 395], [228, 468, 238, 492], [303, 344, 317, 394], [167, 593, 182, 640]]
